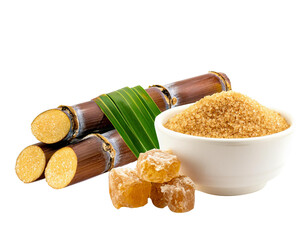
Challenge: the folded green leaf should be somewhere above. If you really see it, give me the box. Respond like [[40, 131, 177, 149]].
[[131, 86, 161, 119], [94, 86, 161, 158], [108, 88, 157, 150], [94, 95, 145, 157]]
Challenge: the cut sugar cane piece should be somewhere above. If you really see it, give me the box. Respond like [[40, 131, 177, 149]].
[[45, 135, 111, 189], [31, 101, 112, 144], [16, 145, 46, 183], [43, 130, 137, 189], [15, 142, 65, 183], [31, 72, 231, 144], [31, 109, 71, 144], [31, 88, 167, 144], [45, 147, 78, 189]]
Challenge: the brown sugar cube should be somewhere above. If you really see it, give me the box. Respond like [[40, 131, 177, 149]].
[[150, 183, 168, 208], [109, 168, 151, 209], [161, 176, 195, 213], [136, 149, 181, 183]]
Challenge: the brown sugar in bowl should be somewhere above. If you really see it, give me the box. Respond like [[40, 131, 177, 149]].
[[155, 102, 293, 196]]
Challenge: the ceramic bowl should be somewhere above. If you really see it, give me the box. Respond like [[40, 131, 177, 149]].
[[154, 104, 293, 196]]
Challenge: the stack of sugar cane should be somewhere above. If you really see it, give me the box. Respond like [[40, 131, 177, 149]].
[[15, 72, 231, 189]]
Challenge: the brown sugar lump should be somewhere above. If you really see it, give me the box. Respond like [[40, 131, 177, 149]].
[[150, 183, 168, 208], [163, 176, 195, 213], [164, 91, 290, 138], [151, 176, 195, 213], [109, 168, 151, 209], [136, 149, 181, 183]]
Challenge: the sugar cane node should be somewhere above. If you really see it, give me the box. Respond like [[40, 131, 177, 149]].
[[148, 84, 177, 108], [58, 105, 80, 139], [90, 133, 116, 171], [208, 71, 232, 91]]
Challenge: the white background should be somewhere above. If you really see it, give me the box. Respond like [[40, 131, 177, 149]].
[[1, 1, 307, 239]]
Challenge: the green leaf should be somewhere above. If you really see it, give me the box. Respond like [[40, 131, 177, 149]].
[[107, 88, 158, 150], [121, 87, 159, 146], [94, 95, 145, 157], [131, 86, 161, 119], [94, 86, 161, 158]]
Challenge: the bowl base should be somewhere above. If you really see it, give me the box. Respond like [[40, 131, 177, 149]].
[[196, 183, 266, 196]]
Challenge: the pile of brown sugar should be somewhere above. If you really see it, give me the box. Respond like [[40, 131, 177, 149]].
[[164, 91, 290, 138]]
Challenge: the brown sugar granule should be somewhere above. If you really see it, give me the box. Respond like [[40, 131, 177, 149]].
[[109, 168, 151, 209], [150, 176, 195, 213], [136, 149, 181, 183], [164, 91, 290, 138]]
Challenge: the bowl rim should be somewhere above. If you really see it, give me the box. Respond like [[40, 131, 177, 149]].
[[155, 103, 294, 144]]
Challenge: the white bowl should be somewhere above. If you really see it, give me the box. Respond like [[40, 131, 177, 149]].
[[155, 104, 293, 196]]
